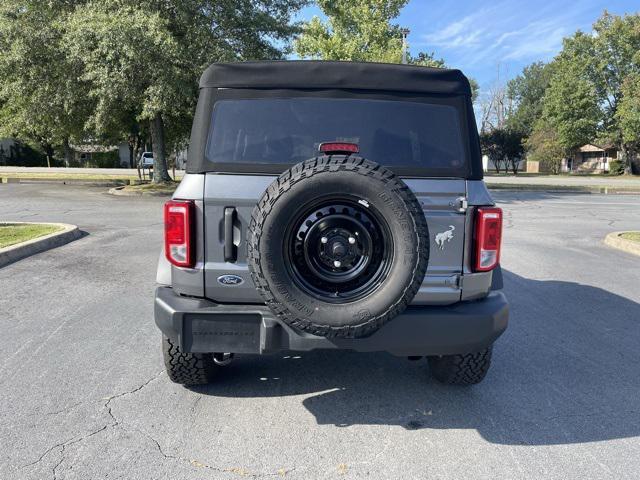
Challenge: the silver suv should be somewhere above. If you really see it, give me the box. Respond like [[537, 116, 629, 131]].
[[155, 61, 508, 386]]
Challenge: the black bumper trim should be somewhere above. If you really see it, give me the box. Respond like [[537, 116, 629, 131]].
[[154, 287, 509, 356]]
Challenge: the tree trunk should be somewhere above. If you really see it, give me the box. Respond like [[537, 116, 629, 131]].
[[149, 113, 172, 183], [134, 136, 142, 180], [42, 143, 54, 168], [63, 138, 73, 167], [128, 136, 135, 169], [621, 144, 632, 175]]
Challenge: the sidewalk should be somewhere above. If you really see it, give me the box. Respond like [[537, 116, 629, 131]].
[[483, 174, 640, 192], [0, 166, 185, 177]]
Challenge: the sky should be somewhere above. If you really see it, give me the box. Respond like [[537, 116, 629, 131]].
[[298, 0, 638, 95]]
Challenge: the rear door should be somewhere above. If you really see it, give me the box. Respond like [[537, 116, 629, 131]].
[[203, 174, 466, 305]]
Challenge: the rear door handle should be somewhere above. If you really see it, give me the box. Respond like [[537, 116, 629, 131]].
[[224, 207, 237, 262]]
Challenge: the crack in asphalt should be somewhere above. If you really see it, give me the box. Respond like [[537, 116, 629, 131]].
[[20, 371, 164, 477], [133, 423, 297, 478], [103, 371, 165, 426]]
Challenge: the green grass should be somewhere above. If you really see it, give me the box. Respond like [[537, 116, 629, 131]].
[[0, 223, 63, 249], [621, 232, 640, 243]]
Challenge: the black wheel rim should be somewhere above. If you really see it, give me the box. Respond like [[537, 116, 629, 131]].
[[284, 197, 394, 303]]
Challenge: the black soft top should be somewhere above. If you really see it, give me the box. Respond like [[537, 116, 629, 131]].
[[199, 60, 472, 96]]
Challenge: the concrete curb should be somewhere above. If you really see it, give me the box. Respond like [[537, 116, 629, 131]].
[[0, 223, 82, 268], [2, 177, 129, 187], [108, 186, 174, 197], [604, 232, 640, 257], [487, 183, 640, 194]]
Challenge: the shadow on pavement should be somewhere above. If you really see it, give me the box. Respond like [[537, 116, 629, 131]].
[[191, 270, 640, 446]]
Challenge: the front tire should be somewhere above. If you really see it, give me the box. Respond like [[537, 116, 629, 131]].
[[162, 335, 219, 385], [428, 347, 493, 385]]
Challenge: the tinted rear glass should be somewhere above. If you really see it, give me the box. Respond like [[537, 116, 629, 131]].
[[205, 98, 466, 172]]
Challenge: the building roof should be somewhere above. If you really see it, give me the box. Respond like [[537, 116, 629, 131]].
[[199, 60, 472, 96], [579, 143, 617, 152]]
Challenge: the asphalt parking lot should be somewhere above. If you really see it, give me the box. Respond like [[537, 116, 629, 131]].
[[1, 183, 640, 480]]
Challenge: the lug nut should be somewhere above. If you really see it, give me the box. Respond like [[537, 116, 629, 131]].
[[333, 260, 342, 268], [321, 237, 328, 244], [348, 237, 356, 244]]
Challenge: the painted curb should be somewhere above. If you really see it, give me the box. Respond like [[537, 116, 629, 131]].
[[604, 232, 640, 257], [0, 222, 82, 268], [108, 186, 174, 197]]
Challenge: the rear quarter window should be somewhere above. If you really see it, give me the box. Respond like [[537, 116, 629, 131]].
[[204, 97, 468, 176]]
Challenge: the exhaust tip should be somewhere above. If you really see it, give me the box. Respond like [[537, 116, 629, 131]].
[[213, 352, 234, 366]]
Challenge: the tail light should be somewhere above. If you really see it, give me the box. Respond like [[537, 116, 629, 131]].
[[318, 142, 359, 155], [474, 207, 503, 272], [164, 200, 194, 268]]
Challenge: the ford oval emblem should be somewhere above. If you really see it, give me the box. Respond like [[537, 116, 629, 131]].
[[217, 274, 244, 286]]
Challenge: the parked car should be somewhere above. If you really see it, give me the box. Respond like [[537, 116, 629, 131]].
[[139, 151, 154, 168], [155, 61, 508, 386]]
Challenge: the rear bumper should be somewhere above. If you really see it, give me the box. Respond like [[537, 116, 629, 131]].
[[154, 287, 509, 356]]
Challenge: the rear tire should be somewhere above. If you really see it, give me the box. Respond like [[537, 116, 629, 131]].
[[162, 335, 219, 385], [428, 347, 493, 385]]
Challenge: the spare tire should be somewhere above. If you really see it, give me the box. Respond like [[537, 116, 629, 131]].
[[247, 156, 429, 339]]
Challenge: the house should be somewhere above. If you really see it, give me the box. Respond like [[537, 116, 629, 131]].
[[561, 144, 618, 174], [71, 143, 131, 167], [526, 143, 623, 174]]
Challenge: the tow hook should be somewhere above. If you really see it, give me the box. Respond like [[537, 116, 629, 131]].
[[213, 352, 234, 366]]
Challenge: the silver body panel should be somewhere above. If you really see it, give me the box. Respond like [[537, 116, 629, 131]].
[[163, 173, 496, 305], [160, 173, 496, 306]]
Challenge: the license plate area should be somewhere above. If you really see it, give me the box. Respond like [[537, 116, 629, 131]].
[[183, 313, 261, 353]]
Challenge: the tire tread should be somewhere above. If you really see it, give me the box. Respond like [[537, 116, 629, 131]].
[[162, 335, 219, 385], [428, 347, 493, 385]]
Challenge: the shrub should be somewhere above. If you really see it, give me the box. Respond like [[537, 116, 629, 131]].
[[608, 160, 625, 175], [86, 151, 119, 168], [0, 140, 48, 166]]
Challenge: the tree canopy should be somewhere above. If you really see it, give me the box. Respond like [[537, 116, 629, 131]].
[[0, 1, 91, 165], [536, 12, 640, 172], [506, 62, 553, 137], [0, 0, 305, 179], [295, 0, 408, 63]]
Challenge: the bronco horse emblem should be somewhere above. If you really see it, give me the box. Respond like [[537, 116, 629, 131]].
[[435, 225, 455, 250]]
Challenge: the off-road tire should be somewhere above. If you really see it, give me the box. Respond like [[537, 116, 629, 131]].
[[162, 335, 219, 385], [428, 347, 493, 385], [247, 156, 429, 339]]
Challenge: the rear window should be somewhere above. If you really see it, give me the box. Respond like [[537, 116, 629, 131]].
[[205, 98, 466, 174]]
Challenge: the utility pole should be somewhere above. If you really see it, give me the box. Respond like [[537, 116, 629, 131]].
[[401, 28, 410, 64]]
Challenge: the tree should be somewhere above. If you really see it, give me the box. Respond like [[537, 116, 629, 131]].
[[294, 0, 481, 99], [506, 61, 554, 136], [0, 1, 91, 167], [480, 128, 524, 174], [542, 12, 640, 173], [542, 59, 600, 151], [295, 0, 408, 63], [617, 73, 640, 168], [478, 65, 514, 134], [525, 120, 566, 174]]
